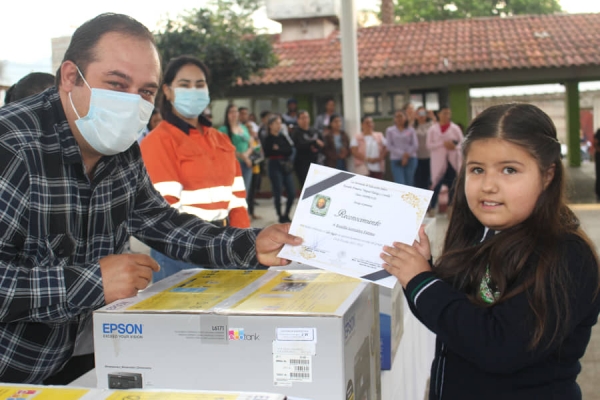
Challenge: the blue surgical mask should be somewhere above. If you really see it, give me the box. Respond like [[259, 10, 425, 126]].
[[172, 87, 210, 119], [69, 66, 154, 156]]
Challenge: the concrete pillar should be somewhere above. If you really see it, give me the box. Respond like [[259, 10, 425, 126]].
[[339, 0, 361, 141], [448, 85, 470, 132], [565, 81, 581, 167], [592, 96, 600, 132]]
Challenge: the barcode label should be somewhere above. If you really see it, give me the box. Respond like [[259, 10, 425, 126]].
[[273, 354, 313, 384]]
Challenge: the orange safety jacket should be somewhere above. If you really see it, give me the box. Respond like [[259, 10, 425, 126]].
[[140, 113, 250, 228]]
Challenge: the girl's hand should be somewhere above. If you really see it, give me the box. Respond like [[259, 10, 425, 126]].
[[381, 235, 432, 288], [413, 225, 431, 260]]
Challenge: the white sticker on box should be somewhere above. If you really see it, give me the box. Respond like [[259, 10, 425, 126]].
[[273, 354, 312, 385], [272, 340, 316, 356], [276, 327, 317, 342]]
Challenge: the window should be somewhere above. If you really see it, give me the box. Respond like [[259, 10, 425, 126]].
[[425, 92, 440, 110], [409, 91, 441, 111], [362, 94, 381, 116], [389, 93, 406, 115]]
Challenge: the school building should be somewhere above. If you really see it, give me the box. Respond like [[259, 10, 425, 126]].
[[218, 10, 600, 167]]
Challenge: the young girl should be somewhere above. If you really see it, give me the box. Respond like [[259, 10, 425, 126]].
[[381, 103, 600, 399]]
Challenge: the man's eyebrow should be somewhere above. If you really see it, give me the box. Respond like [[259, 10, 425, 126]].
[[106, 70, 132, 82], [106, 70, 159, 89]]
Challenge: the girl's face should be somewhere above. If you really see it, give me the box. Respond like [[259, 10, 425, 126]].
[[464, 138, 554, 231], [362, 117, 374, 132], [330, 117, 342, 132], [269, 118, 281, 135], [394, 111, 406, 127], [228, 106, 239, 124], [298, 112, 310, 130]]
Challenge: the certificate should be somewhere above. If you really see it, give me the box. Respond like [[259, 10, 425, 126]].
[[278, 164, 433, 288]]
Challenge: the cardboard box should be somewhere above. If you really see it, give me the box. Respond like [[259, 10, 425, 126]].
[[379, 282, 404, 370], [99, 389, 288, 400], [0, 385, 91, 399], [271, 263, 403, 372], [94, 269, 380, 400], [0, 383, 288, 400]]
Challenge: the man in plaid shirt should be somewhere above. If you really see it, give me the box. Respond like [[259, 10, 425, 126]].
[[0, 13, 301, 384]]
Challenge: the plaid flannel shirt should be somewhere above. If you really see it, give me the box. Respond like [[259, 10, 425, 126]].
[[0, 87, 260, 383]]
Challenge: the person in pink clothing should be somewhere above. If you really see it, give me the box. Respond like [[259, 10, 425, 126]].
[[427, 106, 464, 212]]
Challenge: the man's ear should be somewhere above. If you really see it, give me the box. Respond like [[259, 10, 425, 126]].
[[543, 164, 556, 189], [60, 61, 79, 92]]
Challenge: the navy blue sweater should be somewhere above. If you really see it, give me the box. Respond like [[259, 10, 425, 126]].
[[405, 235, 600, 400]]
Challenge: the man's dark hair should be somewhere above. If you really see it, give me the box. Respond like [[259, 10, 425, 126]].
[[239, 107, 249, 113], [7, 73, 55, 103], [260, 110, 271, 119], [159, 55, 211, 120], [55, 13, 157, 87]]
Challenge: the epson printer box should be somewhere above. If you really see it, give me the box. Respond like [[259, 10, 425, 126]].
[[94, 269, 380, 400]]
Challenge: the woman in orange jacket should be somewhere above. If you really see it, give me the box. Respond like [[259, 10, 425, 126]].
[[140, 55, 250, 282]]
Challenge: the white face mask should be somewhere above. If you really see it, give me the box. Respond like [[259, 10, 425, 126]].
[[69, 66, 154, 156]]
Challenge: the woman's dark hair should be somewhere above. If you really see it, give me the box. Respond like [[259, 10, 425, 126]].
[[360, 115, 371, 124], [223, 104, 238, 139], [438, 103, 599, 350], [327, 113, 342, 130], [146, 108, 160, 131], [56, 13, 157, 87], [159, 55, 210, 120], [394, 110, 409, 129]]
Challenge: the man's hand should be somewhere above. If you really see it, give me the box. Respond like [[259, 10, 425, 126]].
[[100, 254, 160, 304], [256, 224, 303, 266]]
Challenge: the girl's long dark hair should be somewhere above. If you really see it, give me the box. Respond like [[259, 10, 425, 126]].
[[438, 103, 599, 349], [223, 104, 237, 139]]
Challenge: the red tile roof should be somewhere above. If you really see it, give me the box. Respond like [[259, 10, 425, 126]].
[[241, 13, 600, 86]]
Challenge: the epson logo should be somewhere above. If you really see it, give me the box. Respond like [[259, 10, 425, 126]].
[[344, 315, 356, 341], [102, 323, 143, 335]]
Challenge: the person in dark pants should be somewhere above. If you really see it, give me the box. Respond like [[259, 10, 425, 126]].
[[291, 110, 324, 188], [414, 106, 436, 190], [595, 128, 600, 202], [429, 161, 457, 211], [264, 115, 296, 223]]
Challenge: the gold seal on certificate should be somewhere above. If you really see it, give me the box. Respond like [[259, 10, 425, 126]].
[[278, 164, 433, 288]]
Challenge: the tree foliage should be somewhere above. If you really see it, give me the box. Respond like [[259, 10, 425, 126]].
[[155, 0, 277, 97], [389, 0, 562, 23]]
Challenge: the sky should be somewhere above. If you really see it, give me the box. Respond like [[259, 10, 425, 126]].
[[1, 0, 600, 85]]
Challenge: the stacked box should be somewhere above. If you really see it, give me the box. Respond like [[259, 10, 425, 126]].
[[94, 269, 380, 400], [0, 384, 288, 400]]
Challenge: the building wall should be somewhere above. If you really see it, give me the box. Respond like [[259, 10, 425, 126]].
[[51, 36, 71, 74], [471, 90, 600, 145]]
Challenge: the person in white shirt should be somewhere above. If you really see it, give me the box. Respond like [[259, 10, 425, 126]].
[[350, 116, 388, 179]]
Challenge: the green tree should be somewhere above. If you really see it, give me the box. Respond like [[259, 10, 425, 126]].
[[155, 0, 277, 97], [389, 0, 562, 23]]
